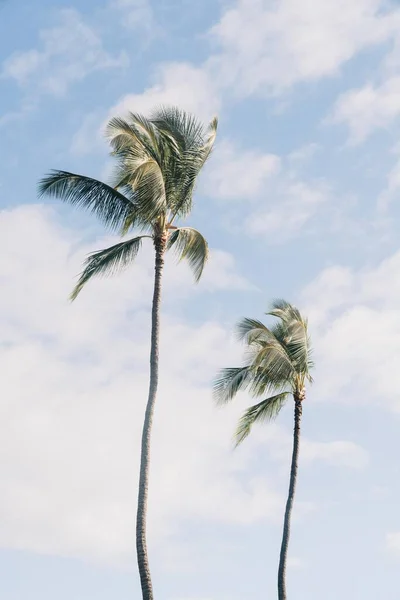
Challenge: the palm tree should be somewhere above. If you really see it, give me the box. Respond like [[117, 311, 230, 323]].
[[39, 107, 218, 600], [213, 300, 313, 600]]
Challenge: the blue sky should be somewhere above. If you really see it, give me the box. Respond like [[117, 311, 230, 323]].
[[1, 0, 400, 598]]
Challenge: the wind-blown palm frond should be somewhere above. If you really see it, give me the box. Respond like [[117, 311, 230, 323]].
[[148, 106, 218, 219], [267, 299, 313, 382], [213, 366, 252, 405], [106, 107, 217, 229], [235, 392, 289, 446], [71, 236, 147, 300], [106, 115, 166, 167], [246, 350, 294, 397], [38, 171, 134, 231], [236, 316, 294, 395], [267, 299, 304, 326], [171, 125, 218, 218], [167, 227, 208, 281], [107, 119, 167, 225], [214, 301, 313, 432], [236, 317, 271, 344]]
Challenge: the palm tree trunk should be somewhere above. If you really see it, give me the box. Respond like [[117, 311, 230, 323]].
[[277, 390, 304, 600], [136, 232, 167, 600]]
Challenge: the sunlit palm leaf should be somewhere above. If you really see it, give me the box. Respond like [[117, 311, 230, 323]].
[[71, 236, 146, 300], [38, 171, 134, 231], [106, 115, 165, 168], [235, 392, 289, 446], [268, 299, 313, 378], [167, 227, 209, 281], [150, 106, 218, 219]]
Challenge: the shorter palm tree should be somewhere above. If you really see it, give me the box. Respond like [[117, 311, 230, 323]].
[[213, 300, 313, 600]]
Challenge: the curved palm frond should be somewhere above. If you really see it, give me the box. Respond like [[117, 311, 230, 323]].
[[71, 235, 147, 300], [246, 351, 294, 397], [237, 316, 294, 395], [148, 106, 218, 219], [214, 301, 314, 438], [167, 226, 209, 281], [267, 299, 304, 326], [107, 117, 169, 225], [268, 299, 313, 381], [106, 107, 218, 225], [38, 171, 134, 231], [213, 366, 252, 405], [150, 106, 205, 151], [235, 392, 290, 446], [106, 115, 165, 167], [237, 317, 276, 345]]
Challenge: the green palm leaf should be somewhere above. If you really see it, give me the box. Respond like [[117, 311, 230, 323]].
[[106, 115, 166, 168], [213, 300, 313, 431], [235, 392, 289, 446], [213, 366, 251, 405], [167, 227, 209, 281], [71, 235, 147, 300], [38, 171, 134, 232]]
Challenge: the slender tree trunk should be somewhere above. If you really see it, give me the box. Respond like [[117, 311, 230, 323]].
[[277, 389, 305, 600], [136, 231, 167, 600]]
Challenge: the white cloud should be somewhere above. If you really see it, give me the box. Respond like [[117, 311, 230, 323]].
[[330, 77, 400, 143], [386, 532, 400, 557], [288, 143, 320, 165], [0, 204, 363, 565], [0, 204, 272, 564], [378, 147, 400, 210], [287, 556, 305, 569], [245, 179, 328, 240], [110, 0, 157, 34], [70, 112, 105, 156], [209, 0, 400, 96], [205, 140, 281, 201], [108, 62, 220, 124], [1, 9, 128, 97], [203, 139, 329, 241], [249, 424, 369, 470], [301, 249, 400, 411]]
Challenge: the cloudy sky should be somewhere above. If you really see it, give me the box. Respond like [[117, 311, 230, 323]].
[[1, 0, 400, 598]]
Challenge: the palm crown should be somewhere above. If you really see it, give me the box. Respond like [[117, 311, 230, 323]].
[[38, 106, 218, 298], [214, 300, 314, 445]]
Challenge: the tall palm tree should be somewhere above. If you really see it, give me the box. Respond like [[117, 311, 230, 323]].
[[213, 300, 313, 600], [39, 107, 218, 600]]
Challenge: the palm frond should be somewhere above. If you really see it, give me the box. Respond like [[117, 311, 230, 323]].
[[106, 115, 165, 167], [268, 300, 313, 380], [246, 347, 294, 397], [267, 299, 304, 325], [38, 171, 134, 231], [236, 317, 273, 345], [167, 227, 208, 281], [151, 106, 218, 219], [235, 392, 289, 446], [71, 235, 146, 300], [213, 366, 251, 405], [237, 317, 294, 396], [150, 106, 205, 150], [170, 118, 218, 219]]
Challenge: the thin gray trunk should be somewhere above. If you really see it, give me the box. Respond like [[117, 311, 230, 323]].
[[136, 233, 166, 600], [277, 390, 304, 600]]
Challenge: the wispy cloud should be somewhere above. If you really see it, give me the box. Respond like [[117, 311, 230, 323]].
[[1, 8, 128, 98]]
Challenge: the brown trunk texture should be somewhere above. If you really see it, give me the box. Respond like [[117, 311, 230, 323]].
[[277, 389, 304, 600], [136, 232, 166, 600]]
